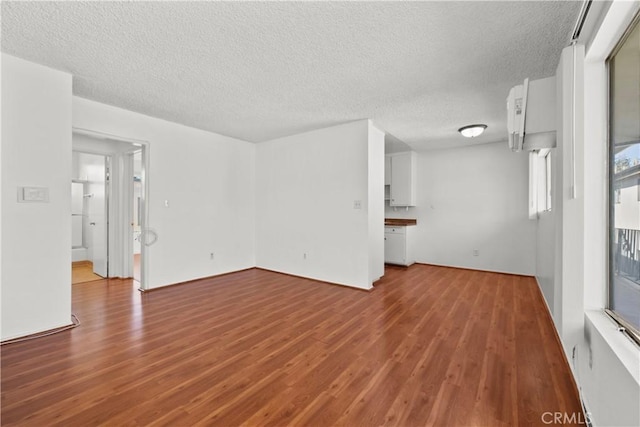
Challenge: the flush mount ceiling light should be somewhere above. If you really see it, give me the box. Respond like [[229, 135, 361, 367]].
[[458, 124, 487, 138]]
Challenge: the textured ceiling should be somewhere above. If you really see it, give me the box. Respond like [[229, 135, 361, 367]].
[[2, 1, 581, 150]]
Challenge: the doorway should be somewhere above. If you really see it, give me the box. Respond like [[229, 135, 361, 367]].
[[71, 152, 109, 284], [71, 129, 150, 290]]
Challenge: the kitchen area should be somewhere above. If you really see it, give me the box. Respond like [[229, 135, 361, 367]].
[[384, 147, 418, 267]]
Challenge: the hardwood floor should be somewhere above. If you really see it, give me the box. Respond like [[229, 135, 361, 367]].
[[71, 261, 104, 285], [1, 265, 583, 426]]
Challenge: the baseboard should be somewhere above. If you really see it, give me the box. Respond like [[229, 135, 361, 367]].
[[72, 260, 92, 268], [414, 262, 534, 278], [254, 267, 372, 292], [139, 267, 255, 293], [533, 276, 586, 423], [1, 318, 78, 345]]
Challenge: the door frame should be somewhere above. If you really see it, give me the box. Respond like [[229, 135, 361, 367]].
[[72, 127, 151, 291]]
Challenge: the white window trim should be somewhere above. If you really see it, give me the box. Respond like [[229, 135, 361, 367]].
[[583, 0, 640, 383]]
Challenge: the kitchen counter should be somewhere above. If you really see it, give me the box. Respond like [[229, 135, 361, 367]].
[[384, 218, 417, 226]]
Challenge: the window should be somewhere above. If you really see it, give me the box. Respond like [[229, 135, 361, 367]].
[[544, 150, 552, 211], [608, 13, 640, 343], [529, 149, 552, 219]]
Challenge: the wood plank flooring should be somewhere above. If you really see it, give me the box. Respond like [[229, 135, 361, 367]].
[[71, 261, 104, 285], [1, 265, 583, 426]]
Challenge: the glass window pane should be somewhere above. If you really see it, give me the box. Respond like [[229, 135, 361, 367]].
[[609, 17, 640, 334]]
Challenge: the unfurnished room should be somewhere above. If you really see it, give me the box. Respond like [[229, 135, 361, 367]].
[[1, 1, 639, 426]]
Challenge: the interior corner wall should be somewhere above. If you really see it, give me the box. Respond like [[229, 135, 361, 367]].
[[1, 54, 73, 340], [255, 120, 373, 289], [535, 189, 557, 313], [368, 122, 385, 284], [384, 142, 537, 276], [72, 97, 256, 290]]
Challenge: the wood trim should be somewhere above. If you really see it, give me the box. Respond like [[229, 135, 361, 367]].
[[384, 218, 417, 226]]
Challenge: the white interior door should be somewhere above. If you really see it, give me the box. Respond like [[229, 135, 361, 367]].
[[84, 155, 108, 277]]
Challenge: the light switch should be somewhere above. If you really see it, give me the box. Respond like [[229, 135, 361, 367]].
[[18, 187, 49, 203], [164, 200, 170, 208]]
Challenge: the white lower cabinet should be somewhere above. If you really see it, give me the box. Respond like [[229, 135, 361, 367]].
[[384, 226, 415, 266]]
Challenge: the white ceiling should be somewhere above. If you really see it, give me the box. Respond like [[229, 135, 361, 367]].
[[2, 1, 581, 150]]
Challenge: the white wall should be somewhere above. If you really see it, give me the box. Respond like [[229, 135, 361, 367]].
[[73, 97, 256, 289], [385, 142, 537, 276], [255, 120, 381, 289], [1, 54, 73, 340], [368, 122, 385, 284]]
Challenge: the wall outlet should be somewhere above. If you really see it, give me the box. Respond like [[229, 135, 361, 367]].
[[353, 200, 362, 209], [473, 249, 479, 256], [210, 252, 215, 260]]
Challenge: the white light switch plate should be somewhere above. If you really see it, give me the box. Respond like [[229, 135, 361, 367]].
[[18, 187, 49, 203]]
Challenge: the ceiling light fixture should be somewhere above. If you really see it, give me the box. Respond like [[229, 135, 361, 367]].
[[458, 124, 487, 138]]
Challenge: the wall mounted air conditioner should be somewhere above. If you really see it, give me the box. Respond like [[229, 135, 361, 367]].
[[506, 76, 557, 152]]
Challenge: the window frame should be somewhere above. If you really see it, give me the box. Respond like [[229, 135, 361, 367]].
[[606, 11, 640, 346], [528, 149, 552, 219]]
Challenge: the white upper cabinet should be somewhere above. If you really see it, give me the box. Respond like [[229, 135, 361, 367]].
[[388, 151, 417, 207]]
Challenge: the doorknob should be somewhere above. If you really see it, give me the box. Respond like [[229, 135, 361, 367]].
[[89, 222, 96, 226]]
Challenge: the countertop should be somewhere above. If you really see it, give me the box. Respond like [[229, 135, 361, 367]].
[[384, 218, 417, 226]]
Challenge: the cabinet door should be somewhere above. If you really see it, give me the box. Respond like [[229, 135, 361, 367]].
[[390, 152, 416, 206], [384, 232, 405, 264]]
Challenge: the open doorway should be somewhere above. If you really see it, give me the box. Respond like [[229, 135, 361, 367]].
[[71, 129, 150, 290], [71, 152, 109, 284]]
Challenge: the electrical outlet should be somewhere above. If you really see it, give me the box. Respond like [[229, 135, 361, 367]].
[[353, 200, 362, 209], [473, 249, 479, 256]]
